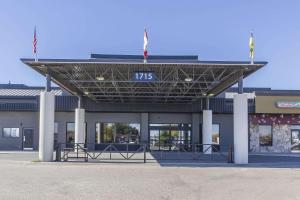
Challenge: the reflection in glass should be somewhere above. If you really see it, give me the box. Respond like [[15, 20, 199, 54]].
[[259, 125, 272, 146], [150, 130, 159, 150], [149, 123, 191, 151], [66, 122, 87, 144], [3, 128, 19, 138], [291, 130, 300, 151], [95, 123, 140, 144], [212, 124, 220, 145]]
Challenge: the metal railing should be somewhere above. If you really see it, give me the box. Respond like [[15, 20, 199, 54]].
[[56, 143, 147, 163], [147, 143, 229, 162], [55, 143, 233, 163]]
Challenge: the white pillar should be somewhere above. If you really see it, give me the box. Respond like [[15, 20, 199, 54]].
[[96, 123, 101, 144], [75, 108, 85, 144], [39, 91, 55, 162], [202, 110, 212, 154], [233, 94, 248, 164]]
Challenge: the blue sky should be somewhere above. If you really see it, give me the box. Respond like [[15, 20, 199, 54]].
[[0, 0, 299, 89]]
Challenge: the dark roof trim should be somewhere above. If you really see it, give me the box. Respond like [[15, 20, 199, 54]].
[[0, 84, 60, 90], [91, 54, 199, 60], [256, 91, 300, 96], [20, 58, 268, 65]]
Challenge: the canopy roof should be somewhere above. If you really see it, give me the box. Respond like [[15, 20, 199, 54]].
[[21, 54, 267, 104]]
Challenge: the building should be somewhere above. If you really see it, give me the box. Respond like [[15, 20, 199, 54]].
[[1, 54, 273, 163]]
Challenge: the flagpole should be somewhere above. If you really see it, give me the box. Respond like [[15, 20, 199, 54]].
[[34, 26, 38, 62], [143, 29, 148, 64], [249, 31, 254, 65], [35, 52, 38, 62]]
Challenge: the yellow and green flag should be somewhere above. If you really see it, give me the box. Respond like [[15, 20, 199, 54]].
[[249, 32, 254, 63]]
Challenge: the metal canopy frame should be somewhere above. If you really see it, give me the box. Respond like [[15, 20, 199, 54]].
[[21, 57, 267, 104]]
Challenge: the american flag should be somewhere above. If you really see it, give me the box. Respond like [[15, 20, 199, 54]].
[[143, 29, 148, 61], [33, 27, 37, 55]]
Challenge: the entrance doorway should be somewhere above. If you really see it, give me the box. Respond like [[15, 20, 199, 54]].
[[149, 124, 191, 151], [291, 129, 300, 151], [23, 128, 34, 150]]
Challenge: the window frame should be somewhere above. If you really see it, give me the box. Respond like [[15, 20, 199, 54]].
[[2, 128, 20, 138], [258, 124, 273, 147], [212, 123, 220, 145], [95, 122, 141, 144], [65, 122, 87, 144]]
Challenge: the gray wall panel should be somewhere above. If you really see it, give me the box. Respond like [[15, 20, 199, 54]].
[[0, 111, 38, 150], [149, 113, 192, 124], [212, 114, 234, 152]]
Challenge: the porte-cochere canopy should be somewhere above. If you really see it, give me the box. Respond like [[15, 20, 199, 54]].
[[21, 54, 267, 104]]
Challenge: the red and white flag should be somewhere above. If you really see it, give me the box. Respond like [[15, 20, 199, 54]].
[[143, 29, 148, 61], [33, 27, 37, 61]]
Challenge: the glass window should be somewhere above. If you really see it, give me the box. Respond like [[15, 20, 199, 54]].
[[259, 125, 272, 146], [66, 123, 75, 144], [95, 123, 140, 144], [66, 122, 87, 144], [212, 124, 220, 145], [3, 128, 19, 138], [149, 123, 192, 151], [291, 130, 300, 151]]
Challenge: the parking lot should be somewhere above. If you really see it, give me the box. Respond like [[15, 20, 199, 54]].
[[0, 152, 300, 200]]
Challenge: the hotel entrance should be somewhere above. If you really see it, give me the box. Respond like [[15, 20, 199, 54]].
[[149, 124, 191, 151]]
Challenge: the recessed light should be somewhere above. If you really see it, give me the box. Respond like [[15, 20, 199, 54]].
[[84, 91, 89, 95], [96, 76, 105, 81], [184, 77, 193, 82]]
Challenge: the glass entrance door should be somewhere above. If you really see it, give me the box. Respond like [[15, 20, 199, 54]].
[[291, 130, 300, 151], [149, 124, 191, 151], [23, 128, 34, 150]]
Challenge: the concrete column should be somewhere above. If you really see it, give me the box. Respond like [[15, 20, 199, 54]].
[[192, 113, 200, 144], [233, 94, 248, 164], [75, 108, 85, 144], [39, 91, 55, 161], [96, 123, 101, 144], [140, 113, 149, 143], [202, 110, 212, 154]]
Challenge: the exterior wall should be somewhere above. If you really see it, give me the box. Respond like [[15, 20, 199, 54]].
[[256, 96, 300, 114], [0, 111, 38, 150], [249, 114, 300, 153], [149, 113, 192, 124], [0, 111, 235, 152], [213, 114, 234, 152]]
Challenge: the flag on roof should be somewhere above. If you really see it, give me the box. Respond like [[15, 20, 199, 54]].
[[33, 27, 37, 61], [143, 29, 148, 62], [249, 32, 254, 64]]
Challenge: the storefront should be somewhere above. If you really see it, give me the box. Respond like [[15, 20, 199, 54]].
[[3, 54, 267, 163], [250, 93, 300, 153]]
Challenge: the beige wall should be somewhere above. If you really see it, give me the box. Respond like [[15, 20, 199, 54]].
[[256, 96, 300, 114]]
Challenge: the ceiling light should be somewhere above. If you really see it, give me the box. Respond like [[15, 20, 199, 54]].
[[208, 93, 214, 97], [84, 91, 89, 95], [184, 77, 193, 82], [96, 76, 105, 81]]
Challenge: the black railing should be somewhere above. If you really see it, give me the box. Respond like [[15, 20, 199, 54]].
[[56, 143, 147, 163], [147, 143, 227, 161], [55, 143, 232, 163]]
